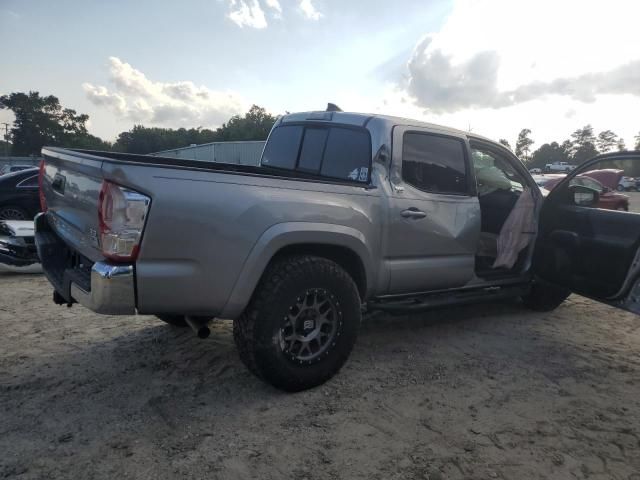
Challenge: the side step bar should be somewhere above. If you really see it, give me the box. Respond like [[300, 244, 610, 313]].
[[367, 284, 530, 315]]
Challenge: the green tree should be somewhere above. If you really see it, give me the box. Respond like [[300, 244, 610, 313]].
[[635, 131, 640, 150], [570, 125, 595, 153], [498, 138, 511, 150], [0, 139, 10, 157], [515, 129, 534, 162], [596, 130, 618, 153], [113, 125, 219, 154], [215, 105, 277, 141], [0, 91, 108, 155], [572, 143, 599, 165], [617, 138, 626, 151], [529, 142, 569, 169], [113, 105, 278, 154]]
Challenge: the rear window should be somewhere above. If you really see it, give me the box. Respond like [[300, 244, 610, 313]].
[[261, 125, 303, 170], [261, 125, 371, 183]]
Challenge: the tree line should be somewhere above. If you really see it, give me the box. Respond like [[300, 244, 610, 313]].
[[502, 126, 640, 171], [2, 90, 640, 162], [0, 91, 277, 156]]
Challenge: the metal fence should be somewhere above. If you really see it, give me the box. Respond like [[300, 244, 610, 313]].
[[150, 141, 265, 166]]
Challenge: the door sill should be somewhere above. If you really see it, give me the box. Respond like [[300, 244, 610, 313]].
[[368, 283, 530, 315]]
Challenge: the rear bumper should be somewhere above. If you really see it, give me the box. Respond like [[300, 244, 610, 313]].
[[34, 213, 136, 315], [70, 263, 136, 315]]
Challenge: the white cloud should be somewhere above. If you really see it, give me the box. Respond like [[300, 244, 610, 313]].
[[83, 57, 245, 128], [298, 0, 322, 20], [224, 0, 320, 28], [398, 0, 640, 146], [265, 0, 282, 15], [227, 0, 268, 29]]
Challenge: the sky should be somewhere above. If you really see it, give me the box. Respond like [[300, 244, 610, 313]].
[[1, 0, 640, 150]]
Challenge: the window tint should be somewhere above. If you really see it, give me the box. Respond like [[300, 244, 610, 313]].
[[320, 128, 371, 182], [261, 125, 303, 170], [298, 128, 328, 173], [260, 125, 371, 183], [18, 175, 39, 188], [402, 133, 468, 194]]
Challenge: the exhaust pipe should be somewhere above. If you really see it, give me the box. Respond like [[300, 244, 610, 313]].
[[185, 316, 211, 339]]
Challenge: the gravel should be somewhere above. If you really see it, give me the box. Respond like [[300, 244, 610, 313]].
[[1, 273, 639, 479]]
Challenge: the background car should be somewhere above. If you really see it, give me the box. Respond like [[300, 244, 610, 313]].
[[0, 220, 40, 273], [617, 176, 638, 191], [0, 167, 40, 220], [0, 165, 34, 176]]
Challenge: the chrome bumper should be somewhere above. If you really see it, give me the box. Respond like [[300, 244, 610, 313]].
[[70, 262, 136, 315]]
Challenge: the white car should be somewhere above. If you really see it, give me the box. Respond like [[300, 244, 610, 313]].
[[529, 168, 542, 174], [617, 176, 638, 191], [545, 161, 576, 173]]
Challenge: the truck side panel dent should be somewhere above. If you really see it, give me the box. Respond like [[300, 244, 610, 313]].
[[219, 223, 375, 319]]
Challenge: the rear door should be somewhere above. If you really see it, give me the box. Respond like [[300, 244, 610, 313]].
[[535, 152, 640, 314], [384, 126, 480, 294]]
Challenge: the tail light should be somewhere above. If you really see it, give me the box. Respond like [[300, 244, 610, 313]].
[[38, 160, 47, 212], [98, 181, 150, 262]]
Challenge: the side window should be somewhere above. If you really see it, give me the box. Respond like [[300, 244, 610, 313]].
[[261, 125, 303, 170], [402, 133, 468, 194], [17, 175, 39, 188], [471, 147, 526, 196], [320, 128, 370, 182], [563, 159, 640, 213]]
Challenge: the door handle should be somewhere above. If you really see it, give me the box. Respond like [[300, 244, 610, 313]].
[[401, 208, 427, 219]]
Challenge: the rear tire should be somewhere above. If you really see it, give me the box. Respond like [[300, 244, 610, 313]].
[[521, 280, 570, 312], [155, 315, 188, 327], [234, 255, 361, 392], [617, 185, 625, 191]]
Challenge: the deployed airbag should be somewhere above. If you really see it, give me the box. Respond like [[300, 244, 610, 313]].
[[493, 188, 536, 269]]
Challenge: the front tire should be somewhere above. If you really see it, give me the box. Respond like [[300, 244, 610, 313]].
[[0, 205, 29, 220], [234, 255, 361, 392], [521, 280, 570, 312]]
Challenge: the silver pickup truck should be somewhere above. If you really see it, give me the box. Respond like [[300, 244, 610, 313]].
[[36, 110, 640, 391]]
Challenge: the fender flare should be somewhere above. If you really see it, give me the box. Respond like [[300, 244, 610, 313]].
[[220, 222, 373, 319]]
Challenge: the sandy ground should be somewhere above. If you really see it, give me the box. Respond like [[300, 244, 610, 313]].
[[1, 274, 639, 480]]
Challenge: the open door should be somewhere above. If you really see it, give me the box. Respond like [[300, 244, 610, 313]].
[[535, 151, 640, 315]]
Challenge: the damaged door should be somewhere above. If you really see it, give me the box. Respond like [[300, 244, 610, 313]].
[[384, 126, 480, 294], [535, 152, 640, 314]]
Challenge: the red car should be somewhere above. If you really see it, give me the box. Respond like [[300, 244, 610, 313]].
[[533, 170, 629, 211]]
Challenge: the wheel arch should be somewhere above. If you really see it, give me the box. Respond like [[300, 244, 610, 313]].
[[220, 222, 374, 319]]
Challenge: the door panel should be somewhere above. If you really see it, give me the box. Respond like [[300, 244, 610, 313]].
[[384, 126, 480, 294], [536, 153, 640, 310]]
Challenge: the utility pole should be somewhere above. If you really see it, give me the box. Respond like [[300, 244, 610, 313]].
[[1, 123, 9, 158]]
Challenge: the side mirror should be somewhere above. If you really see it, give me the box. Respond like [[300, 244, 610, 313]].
[[569, 185, 599, 207]]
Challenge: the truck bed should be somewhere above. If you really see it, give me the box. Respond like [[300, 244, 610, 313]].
[[39, 146, 382, 318], [60, 148, 372, 187]]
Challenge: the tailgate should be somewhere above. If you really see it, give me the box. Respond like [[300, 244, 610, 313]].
[[41, 147, 105, 262]]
